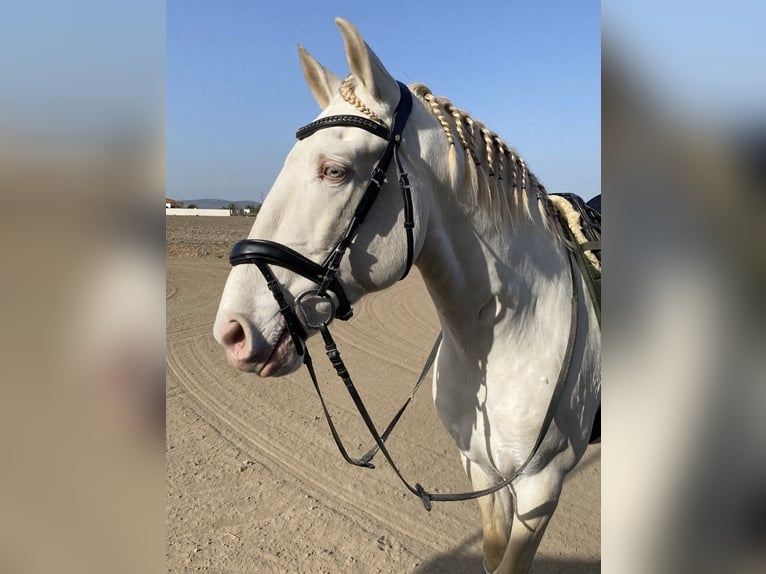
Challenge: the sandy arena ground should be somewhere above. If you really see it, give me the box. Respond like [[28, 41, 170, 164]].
[[166, 215, 600, 573]]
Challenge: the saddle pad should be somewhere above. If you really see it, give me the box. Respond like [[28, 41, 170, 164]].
[[548, 193, 601, 323]]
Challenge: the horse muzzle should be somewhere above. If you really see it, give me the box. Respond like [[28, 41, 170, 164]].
[[229, 239, 353, 321], [228, 239, 354, 357]]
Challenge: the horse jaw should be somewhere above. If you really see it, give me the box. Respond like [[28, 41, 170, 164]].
[[214, 18, 415, 377]]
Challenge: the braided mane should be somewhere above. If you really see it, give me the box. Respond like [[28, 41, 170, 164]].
[[339, 78, 552, 227]]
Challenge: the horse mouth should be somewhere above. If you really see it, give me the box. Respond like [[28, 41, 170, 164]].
[[256, 328, 298, 378]]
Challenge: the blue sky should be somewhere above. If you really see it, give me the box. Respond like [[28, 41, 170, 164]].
[[167, 1, 600, 202]]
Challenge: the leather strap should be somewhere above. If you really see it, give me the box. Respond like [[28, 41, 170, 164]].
[[580, 240, 601, 252], [256, 262, 307, 356], [318, 83, 414, 275], [230, 239, 353, 321], [357, 332, 442, 465], [297, 114, 390, 141], [425, 250, 580, 505], [308, 250, 581, 511], [394, 144, 415, 279]]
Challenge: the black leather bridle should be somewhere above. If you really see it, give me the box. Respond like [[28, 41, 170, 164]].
[[227, 81, 582, 511], [230, 81, 415, 354]]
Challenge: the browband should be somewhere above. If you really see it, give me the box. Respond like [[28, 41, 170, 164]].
[[296, 114, 390, 141]]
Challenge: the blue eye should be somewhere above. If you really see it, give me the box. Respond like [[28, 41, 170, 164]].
[[322, 164, 347, 180]]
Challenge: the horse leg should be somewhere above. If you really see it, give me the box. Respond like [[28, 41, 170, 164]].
[[462, 455, 514, 573], [493, 468, 565, 574]]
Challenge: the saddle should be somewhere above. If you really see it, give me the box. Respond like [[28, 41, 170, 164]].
[[548, 193, 601, 443]]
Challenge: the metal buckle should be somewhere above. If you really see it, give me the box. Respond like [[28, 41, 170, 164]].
[[296, 290, 337, 329]]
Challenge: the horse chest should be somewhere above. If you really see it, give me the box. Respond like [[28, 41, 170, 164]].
[[433, 359, 547, 476]]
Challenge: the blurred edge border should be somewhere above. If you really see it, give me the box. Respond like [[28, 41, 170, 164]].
[[0, 1, 764, 573]]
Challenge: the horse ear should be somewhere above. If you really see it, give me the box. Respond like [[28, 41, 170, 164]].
[[335, 17, 399, 107], [298, 45, 342, 109]]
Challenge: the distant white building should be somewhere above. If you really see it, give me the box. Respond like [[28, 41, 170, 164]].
[[166, 208, 230, 217]]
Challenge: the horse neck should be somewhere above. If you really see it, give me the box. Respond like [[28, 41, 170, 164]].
[[416, 177, 571, 359]]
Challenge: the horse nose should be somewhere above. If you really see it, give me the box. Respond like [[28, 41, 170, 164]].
[[216, 318, 252, 363]]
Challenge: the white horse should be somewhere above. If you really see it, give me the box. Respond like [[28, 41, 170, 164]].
[[213, 18, 600, 574]]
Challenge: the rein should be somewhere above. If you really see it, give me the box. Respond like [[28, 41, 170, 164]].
[[227, 81, 583, 511]]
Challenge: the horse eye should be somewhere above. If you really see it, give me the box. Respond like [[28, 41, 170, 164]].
[[322, 164, 347, 180]]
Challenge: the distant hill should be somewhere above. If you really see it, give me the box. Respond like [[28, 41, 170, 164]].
[[182, 199, 260, 209]]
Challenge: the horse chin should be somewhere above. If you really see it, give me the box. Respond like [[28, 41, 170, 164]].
[[259, 353, 301, 378]]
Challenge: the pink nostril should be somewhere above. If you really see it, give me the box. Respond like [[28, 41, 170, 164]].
[[220, 320, 248, 357]]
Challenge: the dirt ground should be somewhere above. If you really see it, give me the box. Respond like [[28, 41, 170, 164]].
[[166, 215, 600, 573]]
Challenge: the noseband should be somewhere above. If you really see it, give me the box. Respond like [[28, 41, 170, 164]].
[[227, 81, 582, 511]]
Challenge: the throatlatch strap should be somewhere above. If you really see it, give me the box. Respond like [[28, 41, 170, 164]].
[[394, 145, 414, 279]]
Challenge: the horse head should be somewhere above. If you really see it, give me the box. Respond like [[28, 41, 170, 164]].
[[213, 19, 441, 377]]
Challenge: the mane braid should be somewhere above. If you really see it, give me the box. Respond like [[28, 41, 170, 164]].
[[339, 78, 383, 123], [411, 83, 551, 226], [337, 80, 554, 228]]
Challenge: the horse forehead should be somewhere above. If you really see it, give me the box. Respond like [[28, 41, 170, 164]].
[[288, 124, 383, 167]]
